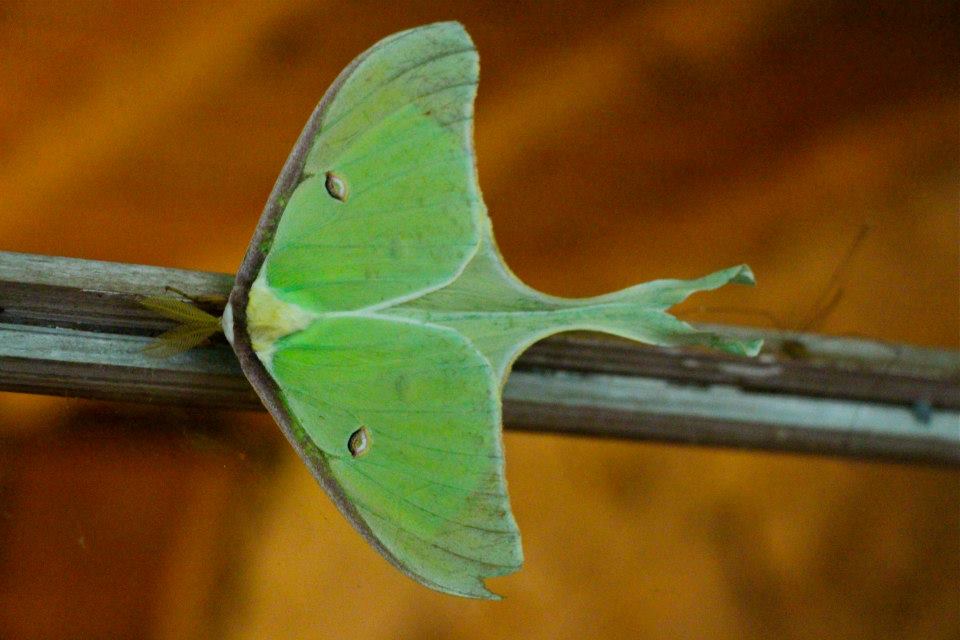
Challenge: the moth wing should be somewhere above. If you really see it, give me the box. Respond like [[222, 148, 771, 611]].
[[262, 22, 484, 312], [269, 316, 521, 599]]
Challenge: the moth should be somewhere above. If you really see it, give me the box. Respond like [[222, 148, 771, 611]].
[[151, 21, 760, 599]]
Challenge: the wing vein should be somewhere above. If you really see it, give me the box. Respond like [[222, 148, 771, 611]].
[[343, 463, 515, 535], [316, 46, 476, 143]]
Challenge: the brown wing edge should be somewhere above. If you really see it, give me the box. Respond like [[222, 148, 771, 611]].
[[226, 23, 484, 596]]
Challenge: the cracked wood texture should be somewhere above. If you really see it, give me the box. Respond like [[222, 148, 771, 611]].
[[0, 2, 957, 639]]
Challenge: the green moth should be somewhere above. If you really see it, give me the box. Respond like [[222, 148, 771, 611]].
[[211, 22, 760, 599]]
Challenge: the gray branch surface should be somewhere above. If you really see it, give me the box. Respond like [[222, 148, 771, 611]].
[[1, 251, 957, 465]]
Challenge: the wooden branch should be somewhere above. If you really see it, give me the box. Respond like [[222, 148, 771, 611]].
[[1, 250, 957, 466]]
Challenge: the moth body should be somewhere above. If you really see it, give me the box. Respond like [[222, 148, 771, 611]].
[[218, 21, 760, 599]]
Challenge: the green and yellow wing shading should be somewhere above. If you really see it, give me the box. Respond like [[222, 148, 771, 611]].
[[226, 21, 760, 599], [270, 316, 518, 598]]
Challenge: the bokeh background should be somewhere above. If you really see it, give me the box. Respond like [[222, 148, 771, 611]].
[[1, 1, 957, 638]]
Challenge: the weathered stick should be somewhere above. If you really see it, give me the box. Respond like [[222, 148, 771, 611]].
[[1, 251, 957, 465]]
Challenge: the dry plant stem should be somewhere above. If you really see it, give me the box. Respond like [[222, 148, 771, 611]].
[[1, 251, 957, 466]]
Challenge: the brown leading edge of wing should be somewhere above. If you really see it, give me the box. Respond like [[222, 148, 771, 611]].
[[225, 23, 478, 595]]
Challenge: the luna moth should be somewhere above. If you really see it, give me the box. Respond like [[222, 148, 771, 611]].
[[148, 21, 760, 599]]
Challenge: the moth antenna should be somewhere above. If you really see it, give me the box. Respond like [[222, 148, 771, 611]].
[[140, 295, 223, 358], [163, 285, 229, 308]]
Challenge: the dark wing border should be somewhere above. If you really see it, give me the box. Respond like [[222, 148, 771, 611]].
[[226, 22, 479, 596]]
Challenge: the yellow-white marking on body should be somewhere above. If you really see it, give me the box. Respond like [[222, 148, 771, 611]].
[[246, 272, 317, 365]]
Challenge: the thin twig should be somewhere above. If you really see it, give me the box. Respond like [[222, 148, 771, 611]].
[[1, 251, 957, 466]]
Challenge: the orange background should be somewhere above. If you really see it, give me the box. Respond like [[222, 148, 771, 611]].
[[0, 1, 957, 638]]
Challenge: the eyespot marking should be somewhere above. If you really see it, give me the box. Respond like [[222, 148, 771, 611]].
[[325, 171, 348, 202], [348, 426, 371, 458]]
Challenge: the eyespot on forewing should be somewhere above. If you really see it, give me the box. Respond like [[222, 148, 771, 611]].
[[325, 171, 348, 202], [348, 426, 370, 457]]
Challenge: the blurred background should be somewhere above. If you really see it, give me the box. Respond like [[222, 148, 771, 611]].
[[0, 1, 957, 638]]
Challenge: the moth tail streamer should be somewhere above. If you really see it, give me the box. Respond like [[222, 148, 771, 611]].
[[422, 260, 763, 382], [561, 264, 763, 356], [139, 296, 223, 358], [563, 264, 763, 357]]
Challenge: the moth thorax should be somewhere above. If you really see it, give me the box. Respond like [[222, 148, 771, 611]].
[[245, 275, 316, 355]]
